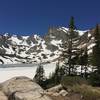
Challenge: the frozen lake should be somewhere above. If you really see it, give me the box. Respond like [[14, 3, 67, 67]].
[[0, 64, 38, 68], [0, 63, 56, 83]]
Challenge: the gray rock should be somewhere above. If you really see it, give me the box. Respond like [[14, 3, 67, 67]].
[[59, 90, 68, 96], [1, 76, 52, 100], [47, 84, 62, 93], [0, 91, 8, 100], [45, 43, 58, 52]]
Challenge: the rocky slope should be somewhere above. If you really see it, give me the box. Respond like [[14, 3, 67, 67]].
[[0, 76, 99, 100], [0, 26, 98, 64], [0, 76, 83, 100]]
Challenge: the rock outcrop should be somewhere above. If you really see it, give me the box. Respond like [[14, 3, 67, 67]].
[[0, 76, 52, 100], [45, 84, 68, 97], [0, 91, 8, 100]]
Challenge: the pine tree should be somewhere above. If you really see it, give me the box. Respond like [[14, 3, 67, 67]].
[[90, 24, 100, 86], [61, 16, 80, 76], [83, 46, 88, 78], [59, 67, 66, 77], [49, 62, 65, 85], [67, 16, 79, 75], [54, 62, 60, 84], [78, 48, 84, 76], [69, 16, 75, 30], [34, 64, 45, 86], [92, 24, 100, 71]]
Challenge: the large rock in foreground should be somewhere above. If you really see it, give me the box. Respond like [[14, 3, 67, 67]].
[[0, 91, 8, 100], [1, 76, 52, 100]]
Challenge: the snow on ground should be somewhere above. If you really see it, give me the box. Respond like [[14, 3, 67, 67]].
[[9, 35, 22, 45], [0, 62, 56, 83], [59, 27, 69, 33], [0, 56, 12, 64], [3, 45, 15, 54], [88, 49, 92, 54], [59, 27, 87, 36], [51, 40, 62, 46], [76, 30, 87, 36], [41, 40, 51, 54], [88, 43, 95, 49], [22, 36, 29, 39], [88, 33, 91, 37]]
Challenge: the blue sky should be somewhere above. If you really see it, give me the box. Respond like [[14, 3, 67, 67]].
[[0, 0, 100, 35]]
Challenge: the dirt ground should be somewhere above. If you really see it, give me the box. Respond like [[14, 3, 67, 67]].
[[48, 93, 82, 100]]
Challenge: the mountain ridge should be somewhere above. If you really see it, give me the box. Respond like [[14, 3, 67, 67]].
[[0, 26, 98, 64]]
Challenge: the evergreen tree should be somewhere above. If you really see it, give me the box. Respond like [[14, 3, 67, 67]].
[[48, 62, 65, 85], [67, 16, 79, 75], [78, 45, 88, 78], [69, 16, 76, 31], [90, 24, 100, 86], [92, 24, 100, 71], [78, 48, 84, 76], [61, 17, 81, 76], [59, 66, 66, 77], [83, 46, 88, 78], [34, 63, 45, 86], [54, 62, 61, 84]]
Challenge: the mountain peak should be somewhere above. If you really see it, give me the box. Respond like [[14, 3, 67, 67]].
[[0, 25, 98, 64]]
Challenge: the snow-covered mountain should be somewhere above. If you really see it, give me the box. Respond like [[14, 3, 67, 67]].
[[0, 26, 97, 64]]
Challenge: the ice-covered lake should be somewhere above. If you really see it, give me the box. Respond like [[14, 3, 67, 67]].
[[0, 62, 56, 83]]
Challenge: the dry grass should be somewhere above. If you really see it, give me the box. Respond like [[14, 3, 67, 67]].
[[48, 85, 100, 100], [71, 84, 100, 100], [48, 92, 82, 100], [48, 95, 65, 100]]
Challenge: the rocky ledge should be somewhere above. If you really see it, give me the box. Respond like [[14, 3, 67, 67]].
[[0, 76, 52, 100]]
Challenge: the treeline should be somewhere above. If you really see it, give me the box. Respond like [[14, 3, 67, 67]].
[[34, 17, 100, 88]]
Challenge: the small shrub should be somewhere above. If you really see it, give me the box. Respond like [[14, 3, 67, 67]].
[[72, 84, 100, 100], [89, 71, 100, 86], [61, 76, 88, 89], [34, 64, 46, 88]]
